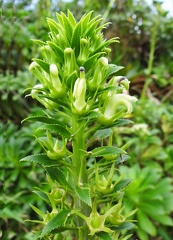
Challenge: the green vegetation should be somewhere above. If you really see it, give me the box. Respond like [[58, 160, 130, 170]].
[[1, 0, 173, 239]]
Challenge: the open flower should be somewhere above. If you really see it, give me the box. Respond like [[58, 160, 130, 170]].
[[98, 93, 138, 125]]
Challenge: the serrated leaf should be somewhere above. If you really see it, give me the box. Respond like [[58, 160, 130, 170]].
[[113, 179, 132, 192], [111, 222, 136, 231], [80, 110, 102, 120], [96, 232, 112, 240], [91, 146, 125, 157], [20, 154, 58, 167], [91, 128, 113, 140], [33, 58, 50, 73], [45, 167, 71, 189], [37, 124, 71, 139], [22, 115, 60, 124], [113, 119, 134, 127], [75, 185, 92, 207], [40, 209, 71, 237]]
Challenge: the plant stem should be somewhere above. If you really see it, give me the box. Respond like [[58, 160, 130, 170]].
[[71, 115, 91, 239], [141, 18, 159, 100]]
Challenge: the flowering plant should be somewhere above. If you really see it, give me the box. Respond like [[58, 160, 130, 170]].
[[21, 11, 137, 240]]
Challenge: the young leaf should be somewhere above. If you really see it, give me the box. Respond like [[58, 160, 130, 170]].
[[40, 209, 71, 237], [75, 185, 92, 207], [47, 41, 64, 64], [111, 222, 136, 231]]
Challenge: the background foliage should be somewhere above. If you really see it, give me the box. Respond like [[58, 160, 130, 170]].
[[0, 0, 173, 239]]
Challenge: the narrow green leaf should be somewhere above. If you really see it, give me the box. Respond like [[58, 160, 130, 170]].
[[33, 58, 50, 73], [67, 10, 76, 27], [75, 185, 92, 207], [20, 153, 58, 167], [47, 18, 60, 34], [47, 41, 64, 63], [22, 115, 60, 124], [91, 146, 125, 157], [45, 167, 71, 189], [40, 209, 71, 237], [113, 179, 132, 192], [153, 215, 173, 226], [36, 124, 71, 139], [80, 110, 102, 120], [32, 39, 46, 46], [83, 52, 105, 71], [137, 209, 157, 236]]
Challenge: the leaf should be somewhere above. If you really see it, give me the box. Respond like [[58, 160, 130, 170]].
[[47, 18, 60, 34], [108, 64, 124, 76], [45, 167, 71, 189], [137, 209, 157, 236], [80, 110, 102, 120], [75, 185, 92, 207], [91, 128, 113, 140], [36, 124, 71, 139], [40, 209, 71, 237], [111, 222, 136, 231], [96, 232, 112, 240], [22, 115, 60, 124], [33, 58, 50, 73], [113, 179, 132, 192], [20, 153, 58, 167], [83, 52, 105, 71], [141, 145, 161, 158], [113, 119, 134, 127], [47, 41, 64, 64], [32, 39, 46, 46], [91, 146, 125, 157], [153, 215, 173, 226]]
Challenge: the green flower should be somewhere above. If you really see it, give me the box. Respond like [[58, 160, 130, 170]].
[[98, 94, 138, 125]]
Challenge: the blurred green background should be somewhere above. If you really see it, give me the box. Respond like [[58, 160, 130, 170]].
[[0, 0, 173, 239]]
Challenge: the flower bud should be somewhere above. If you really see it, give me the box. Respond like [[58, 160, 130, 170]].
[[72, 67, 87, 115], [88, 57, 109, 91], [78, 38, 89, 64], [29, 62, 48, 87], [47, 138, 66, 160], [64, 48, 77, 79], [49, 64, 66, 98]]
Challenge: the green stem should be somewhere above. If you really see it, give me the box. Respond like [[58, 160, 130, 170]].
[[71, 115, 91, 239], [141, 18, 158, 100]]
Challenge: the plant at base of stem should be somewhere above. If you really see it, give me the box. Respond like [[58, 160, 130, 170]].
[[21, 10, 138, 240]]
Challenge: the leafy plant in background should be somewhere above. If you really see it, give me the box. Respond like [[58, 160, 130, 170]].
[[119, 164, 173, 240], [21, 11, 138, 239], [0, 121, 45, 240]]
